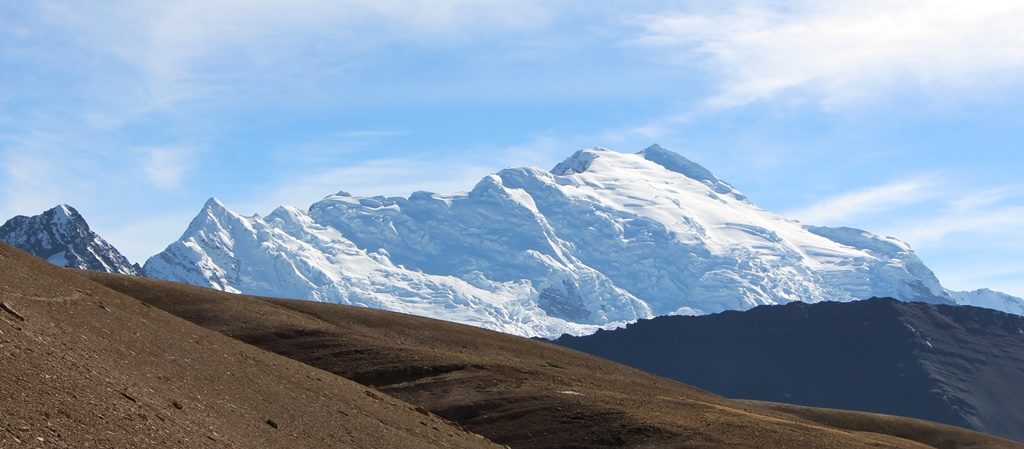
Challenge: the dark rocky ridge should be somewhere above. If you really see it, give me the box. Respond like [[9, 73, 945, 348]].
[[553, 298, 1024, 442], [0, 204, 140, 275]]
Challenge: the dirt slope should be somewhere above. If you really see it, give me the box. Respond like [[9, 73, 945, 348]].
[[81, 270, 1023, 449], [0, 243, 501, 449]]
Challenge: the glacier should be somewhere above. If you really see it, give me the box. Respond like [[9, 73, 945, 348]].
[[143, 199, 605, 336], [145, 145, 958, 337]]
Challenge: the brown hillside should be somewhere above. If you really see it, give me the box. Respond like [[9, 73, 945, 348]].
[[81, 269, 1024, 449], [0, 243, 501, 449]]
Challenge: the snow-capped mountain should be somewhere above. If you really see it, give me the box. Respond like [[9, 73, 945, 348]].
[[145, 145, 956, 337], [949, 288, 1024, 316], [0, 204, 140, 275], [143, 199, 600, 336]]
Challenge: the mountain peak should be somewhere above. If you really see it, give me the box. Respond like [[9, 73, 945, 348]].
[[200, 197, 247, 221], [550, 148, 607, 175], [0, 204, 139, 275], [203, 197, 228, 211], [550, 145, 747, 201], [637, 145, 747, 200], [42, 203, 86, 228], [52, 203, 76, 218], [184, 197, 243, 235]]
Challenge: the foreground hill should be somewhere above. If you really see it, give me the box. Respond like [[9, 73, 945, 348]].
[[0, 243, 501, 449], [143, 145, 955, 337], [553, 298, 1024, 442], [82, 270, 1021, 448]]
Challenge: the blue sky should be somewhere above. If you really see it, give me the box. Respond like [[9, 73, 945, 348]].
[[2, 1, 1023, 296]]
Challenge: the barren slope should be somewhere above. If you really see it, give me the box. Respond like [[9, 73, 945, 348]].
[[82, 270, 1022, 449], [0, 243, 500, 449]]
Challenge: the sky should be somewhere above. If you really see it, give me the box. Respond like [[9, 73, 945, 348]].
[[1, 0, 1023, 296]]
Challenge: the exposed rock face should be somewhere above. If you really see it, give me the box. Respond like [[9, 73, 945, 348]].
[[1, 204, 140, 275]]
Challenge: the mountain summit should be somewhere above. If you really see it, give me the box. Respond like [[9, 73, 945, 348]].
[[143, 145, 965, 337], [0, 204, 140, 275]]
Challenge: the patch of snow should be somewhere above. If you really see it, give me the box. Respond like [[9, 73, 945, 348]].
[[948, 288, 1024, 316]]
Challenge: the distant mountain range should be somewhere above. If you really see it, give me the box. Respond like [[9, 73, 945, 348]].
[[949, 288, 1024, 316], [2, 145, 1022, 336], [553, 298, 1024, 442]]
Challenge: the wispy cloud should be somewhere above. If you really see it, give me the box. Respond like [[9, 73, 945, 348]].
[[948, 185, 1024, 212], [788, 177, 936, 224], [897, 206, 1024, 245], [893, 186, 1024, 245], [630, 0, 1024, 109], [785, 179, 1024, 296], [267, 130, 409, 166], [0, 0, 568, 256], [39, 0, 561, 115], [886, 186, 1024, 296], [143, 147, 193, 190]]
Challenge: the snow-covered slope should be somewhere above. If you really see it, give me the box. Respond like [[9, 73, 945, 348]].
[[0, 205, 140, 275], [309, 145, 949, 315], [143, 199, 611, 336], [145, 145, 957, 337], [949, 288, 1024, 316]]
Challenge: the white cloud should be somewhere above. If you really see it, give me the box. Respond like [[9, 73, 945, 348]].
[[143, 147, 192, 190], [785, 180, 1024, 296], [631, 0, 1024, 108], [897, 206, 1024, 244], [892, 186, 1024, 245], [948, 185, 1024, 212], [1, 1, 571, 259], [888, 187, 1024, 297], [789, 177, 935, 224], [40, 0, 560, 114]]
